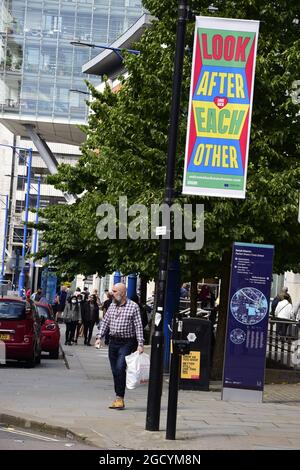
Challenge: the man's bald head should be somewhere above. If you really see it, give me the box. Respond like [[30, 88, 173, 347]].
[[112, 283, 127, 305], [114, 283, 126, 295]]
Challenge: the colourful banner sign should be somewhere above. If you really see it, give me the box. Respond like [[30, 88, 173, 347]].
[[182, 16, 259, 198]]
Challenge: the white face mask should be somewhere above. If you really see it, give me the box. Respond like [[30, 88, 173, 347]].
[[71, 299, 77, 304]]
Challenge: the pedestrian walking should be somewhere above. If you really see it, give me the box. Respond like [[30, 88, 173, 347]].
[[130, 293, 149, 347], [83, 286, 90, 298], [102, 291, 113, 345], [293, 300, 300, 323], [275, 293, 293, 337], [62, 295, 81, 345], [74, 294, 83, 344], [82, 294, 99, 345], [95, 283, 144, 410], [271, 286, 292, 317], [55, 285, 68, 322], [31, 288, 42, 302]]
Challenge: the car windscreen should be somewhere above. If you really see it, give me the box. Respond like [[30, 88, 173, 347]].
[[36, 305, 50, 320], [0, 301, 26, 320]]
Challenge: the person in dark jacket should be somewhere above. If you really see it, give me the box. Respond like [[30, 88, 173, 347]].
[[31, 288, 42, 302], [81, 294, 99, 345], [55, 285, 68, 322], [63, 295, 81, 345], [131, 294, 148, 329], [130, 293, 149, 349], [74, 294, 83, 344], [102, 292, 113, 345]]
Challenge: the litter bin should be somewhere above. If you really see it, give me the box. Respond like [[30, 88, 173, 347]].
[[179, 317, 212, 391]]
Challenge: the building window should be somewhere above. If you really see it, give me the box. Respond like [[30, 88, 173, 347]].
[[13, 227, 24, 243], [17, 151, 28, 165], [15, 200, 24, 213], [0, 0, 144, 121], [17, 176, 25, 190]]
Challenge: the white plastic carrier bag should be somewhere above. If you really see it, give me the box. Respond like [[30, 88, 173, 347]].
[[125, 351, 150, 390]]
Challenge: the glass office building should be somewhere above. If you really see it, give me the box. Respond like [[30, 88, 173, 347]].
[[0, 0, 144, 125]]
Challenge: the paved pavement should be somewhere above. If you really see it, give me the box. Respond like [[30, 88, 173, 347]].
[[0, 325, 300, 450]]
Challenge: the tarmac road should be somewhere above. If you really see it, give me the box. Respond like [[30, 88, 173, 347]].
[[0, 425, 99, 450]]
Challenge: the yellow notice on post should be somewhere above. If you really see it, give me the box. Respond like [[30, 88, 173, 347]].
[[181, 351, 201, 380]]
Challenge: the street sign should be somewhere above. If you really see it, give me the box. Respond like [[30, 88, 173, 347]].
[[155, 226, 167, 236], [181, 351, 201, 380], [222, 242, 274, 403]]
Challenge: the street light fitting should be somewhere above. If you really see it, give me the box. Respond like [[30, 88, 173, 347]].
[[69, 89, 90, 95], [0, 143, 31, 152], [70, 40, 140, 61]]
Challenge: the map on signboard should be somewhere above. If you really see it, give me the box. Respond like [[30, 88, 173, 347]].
[[230, 287, 268, 325]]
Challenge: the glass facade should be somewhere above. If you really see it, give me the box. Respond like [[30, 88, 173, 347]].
[[0, 0, 144, 122]]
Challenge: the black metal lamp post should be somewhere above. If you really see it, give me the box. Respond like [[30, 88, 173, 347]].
[[145, 0, 189, 432]]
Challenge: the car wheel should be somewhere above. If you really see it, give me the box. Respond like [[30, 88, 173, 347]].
[[49, 347, 59, 359], [35, 350, 41, 365]]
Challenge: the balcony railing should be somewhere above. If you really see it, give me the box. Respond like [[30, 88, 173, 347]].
[[0, 99, 20, 113]]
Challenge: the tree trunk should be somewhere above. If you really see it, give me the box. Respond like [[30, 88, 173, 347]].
[[211, 250, 232, 380], [139, 275, 148, 305], [190, 271, 198, 317]]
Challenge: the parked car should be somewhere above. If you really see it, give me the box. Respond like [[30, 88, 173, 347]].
[[0, 297, 41, 367], [35, 302, 60, 359]]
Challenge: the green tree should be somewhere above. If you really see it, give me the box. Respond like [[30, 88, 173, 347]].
[[39, 0, 300, 376]]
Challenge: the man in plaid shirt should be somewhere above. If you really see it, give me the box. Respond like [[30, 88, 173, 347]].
[[95, 283, 144, 409]]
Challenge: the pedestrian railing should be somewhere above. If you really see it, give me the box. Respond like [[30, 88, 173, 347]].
[[267, 319, 300, 370], [149, 299, 300, 369], [179, 299, 215, 311]]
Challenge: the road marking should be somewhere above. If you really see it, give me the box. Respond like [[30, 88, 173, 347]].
[[90, 428, 105, 438], [0, 427, 60, 442]]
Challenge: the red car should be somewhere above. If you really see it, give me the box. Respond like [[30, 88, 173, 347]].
[[0, 297, 41, 367], [36, 303, 60, 359]]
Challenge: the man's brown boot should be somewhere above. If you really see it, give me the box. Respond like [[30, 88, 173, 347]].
[[109, 398, 125, 409]]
